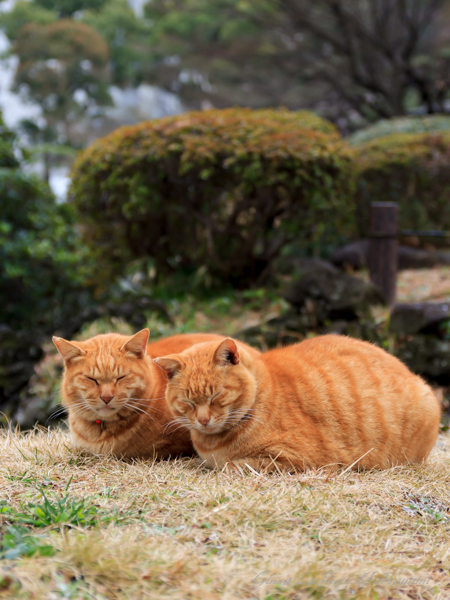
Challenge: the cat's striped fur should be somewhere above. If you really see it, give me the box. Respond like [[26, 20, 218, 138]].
[[156, 335, 441, 471]]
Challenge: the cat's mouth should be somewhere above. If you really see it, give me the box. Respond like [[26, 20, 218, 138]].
[[195, 423, 224, 435], [97, 405, 118, 417]]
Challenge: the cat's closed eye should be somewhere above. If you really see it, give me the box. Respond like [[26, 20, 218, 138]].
[[210, 391, 221, 405], [183, 399, 195, 410], [86, 376, 98, 385], [116, 375, 127, 382]]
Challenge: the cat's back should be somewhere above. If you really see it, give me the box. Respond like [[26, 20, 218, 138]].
[[147, 333, 261, 360], [146, 333, 224, 358], [262, 334, 432, 406], [263, 334, 411, 379], [258, 335, 440, 468]]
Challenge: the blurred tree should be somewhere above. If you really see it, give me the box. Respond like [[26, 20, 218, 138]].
[[34, 0, 108, 18], [145, 0, 290, 109], [82, 0, 153, 87], [282, 0, 450, 120], [0, 0, 56, 40], [18, 119, 76, 183], [13, 19, 111, 144], [146, 0, 450, 125]]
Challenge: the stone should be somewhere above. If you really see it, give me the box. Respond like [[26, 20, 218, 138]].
[[390, 303, 450, 335], [233, 312, 307, 351], [398, 247, 438, 270], [396, 335, 450, 383], [284, 259, 384, 322], [330, 240, 369, 270]]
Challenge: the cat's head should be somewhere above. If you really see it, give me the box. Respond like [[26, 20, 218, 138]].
[[53, 329, 150, 422], [154, 338, 256, 435]]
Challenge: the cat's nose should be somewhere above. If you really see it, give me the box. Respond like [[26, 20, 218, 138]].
[[101, 395, 114, 405], [198, 416, 210, 426]]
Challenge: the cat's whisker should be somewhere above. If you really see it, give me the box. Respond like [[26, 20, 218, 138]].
[[126, 400, 164, 413], [146, 406, 163, 414], [126, 400, 162, 410], [125, 404, 147, 414], [163, 424, 189, 436], [67, 405, 93, 420], [65, 402, 90, 416], [125, 400, 151, 408], [126, 406, 154, 419], [124, 402, 162, 419], [163, 418, 192, 434], [128, 397, 166, 402], [163, 418, 185, 432], [45, 407, 69, 424]]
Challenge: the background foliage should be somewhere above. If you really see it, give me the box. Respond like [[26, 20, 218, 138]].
[[356, 132, 450, 235], [144, 0, 450, 129], [4, 0, 450, 136], [0, 111, 95, 407]]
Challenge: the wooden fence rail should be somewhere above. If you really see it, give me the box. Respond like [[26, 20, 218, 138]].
[[368, 202, 398, 305], [367, 202, 450, 305]]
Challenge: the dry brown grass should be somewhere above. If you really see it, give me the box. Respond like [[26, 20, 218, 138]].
[[7, 267, 450, 599], [0, 428, 449, 599]]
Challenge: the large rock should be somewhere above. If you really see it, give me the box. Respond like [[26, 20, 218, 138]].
[[284, 259, 384, 322], [234, 308, 383, 351], [331, 240, 450, 270], [330, 240, 369, 270], [396, 335, 450, 383], [390, 303, 450, 335], [235, 259, 384, 350]]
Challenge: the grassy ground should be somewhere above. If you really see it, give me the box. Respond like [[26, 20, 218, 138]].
[[0, 428, 449, 599], [4, 267, 450, 599]]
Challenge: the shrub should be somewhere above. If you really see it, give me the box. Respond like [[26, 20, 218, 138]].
[[70, 108, 354, 288], [0, 112, 95, 409], [0, 119, 19, 168], [0, 168, 92, 331], [356, 132, 450, 235], [349, 115, 450, 146]]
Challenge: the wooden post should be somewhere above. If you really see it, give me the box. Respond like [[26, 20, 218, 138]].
[[368, 202, 398, 305]]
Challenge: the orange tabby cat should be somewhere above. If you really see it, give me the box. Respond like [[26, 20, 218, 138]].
[[155, 335, 441, 471], [53, 329, 260, 459]]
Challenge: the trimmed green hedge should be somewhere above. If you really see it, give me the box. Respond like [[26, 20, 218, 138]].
[[349, 115, 450, 146], [356, 132, 450, 234], [70, 108, 354, 288]]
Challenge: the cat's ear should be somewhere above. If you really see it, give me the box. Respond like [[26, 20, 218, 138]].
[[120, 328, 149, 359], [153, 356, 182, 380], [53, 337, 86, 363], [213, 338, 240, 366]]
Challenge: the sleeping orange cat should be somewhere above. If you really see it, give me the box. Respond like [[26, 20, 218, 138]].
[[53, 329, 260, 459], [155, 335, 441, 471]]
